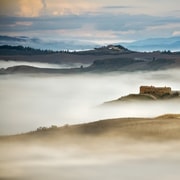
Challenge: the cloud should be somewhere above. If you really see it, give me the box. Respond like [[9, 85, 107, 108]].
[[173, 31, 180, 36], [42, 0, 47, 9], [0, 13, 179, 42], [103, 6, 132, 9], [0, 0, 179, 18], [19, 0, 44, 17], [0, 0, 44, 17], [0, 0, 20, 16], [15, 21, 33, 26], [0, 0, 99, 17], [43, 0, 99, 16], [0, 0, 180, 17], [0, 0, 179, 42]]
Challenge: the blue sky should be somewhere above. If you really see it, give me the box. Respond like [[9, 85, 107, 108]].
[[0, 0, 180, 45]]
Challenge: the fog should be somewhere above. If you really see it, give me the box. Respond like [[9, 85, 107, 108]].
[[1, 141, 180, 180], [0, 60, 83, 69], [0, 69, 180, 135], [0, 68, 180, 180]]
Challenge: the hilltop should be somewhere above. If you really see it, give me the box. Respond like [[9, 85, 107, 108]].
[[104, 86, 180, 105]]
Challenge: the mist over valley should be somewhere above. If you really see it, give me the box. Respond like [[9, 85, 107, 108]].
[[1, 1, 180, 179], [0, 68, 180, 135]]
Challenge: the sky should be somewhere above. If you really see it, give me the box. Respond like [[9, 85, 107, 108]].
[[0, 0, 180, 45]]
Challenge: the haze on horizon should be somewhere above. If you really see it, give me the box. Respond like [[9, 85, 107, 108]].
[[0, 0, 179, 46]]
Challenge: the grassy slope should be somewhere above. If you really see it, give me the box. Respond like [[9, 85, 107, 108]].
[[1, 114, 180, 144]]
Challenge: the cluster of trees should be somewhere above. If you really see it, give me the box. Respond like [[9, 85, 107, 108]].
[[36, 125, 58, 131], [0, 45, 72, 55], [161, 50, 172, 54]]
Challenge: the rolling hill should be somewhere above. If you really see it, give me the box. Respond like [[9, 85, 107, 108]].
[[0, 45, 180, 74], [1, 114, 180, 143]]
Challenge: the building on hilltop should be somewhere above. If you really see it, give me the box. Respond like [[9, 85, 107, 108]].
[[140, 86, 171, 96]]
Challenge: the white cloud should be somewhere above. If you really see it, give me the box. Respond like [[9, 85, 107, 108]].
[[0, 0, 179, 17], [0, 0, 44, 17], [15, 21, 33, 26], [0, 0, 179, 42], [44, 0, 99, 16], [173, 31, 180, 36]]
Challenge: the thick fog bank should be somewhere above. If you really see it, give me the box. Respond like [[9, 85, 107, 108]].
[[1, 141, 180, 180], [0, 69, 180, 135]]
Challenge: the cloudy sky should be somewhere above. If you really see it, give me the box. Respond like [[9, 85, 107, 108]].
[[0, 0, 180, 44]]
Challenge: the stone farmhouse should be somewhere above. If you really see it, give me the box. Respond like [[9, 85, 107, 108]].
[[140, 86, 172, 96]]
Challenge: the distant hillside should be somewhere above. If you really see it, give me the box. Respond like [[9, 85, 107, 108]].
[[0, 44, 131, 56], [0, 57, 178, 74], [1, 35, 180, 52], [0, 45, 56, 55], [0, 44, 180, 74], [0, 58, 178, 74], [88, 57, 176, 72], [122, 36, 180, 52], [0, 35, 97, 51]]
